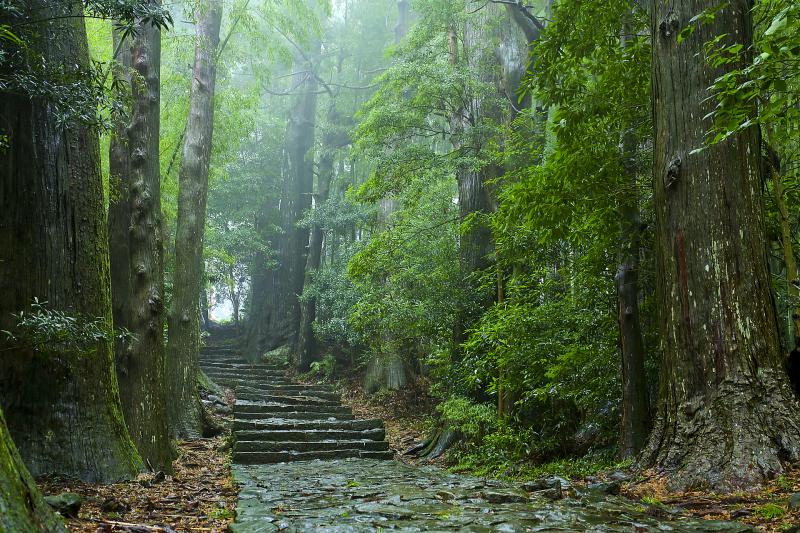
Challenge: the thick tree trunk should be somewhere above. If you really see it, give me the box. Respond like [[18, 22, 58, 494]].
[[109, 29, 133, 378], [253, 71, 318, 359], [166, 0, 223, 439], [0, 407, 67, 533], [643, 0, 800, 490], [617, 20, 650, 457], [297, 107, 340, 370], [121, 4, 173, 470], [448, 17, 496, 348], [0, 1, 142, 482]]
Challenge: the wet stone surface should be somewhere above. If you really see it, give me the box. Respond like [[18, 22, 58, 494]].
[[231, 459, 754, 532]]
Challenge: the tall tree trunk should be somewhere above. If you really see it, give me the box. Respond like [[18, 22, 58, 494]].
[[0, 1, 142, 482], [255, 70, 318, 358], [616, 129, 650, 458], [0, 406, 68, 533], [166, 0, 223, 439], [643, 0, 800, 490], [450, 9, 501, 348], [109, 28, 134, 391], [122, 3, 173, 470], [297, 106, 341, 370], [616, 20, 650, 459]]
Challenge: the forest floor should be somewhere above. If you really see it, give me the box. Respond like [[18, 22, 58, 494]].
[[625, 470, 800, 532], [335, 375, 800, 532], [38, 436, 237, 533], [337, 373, 437, 458]]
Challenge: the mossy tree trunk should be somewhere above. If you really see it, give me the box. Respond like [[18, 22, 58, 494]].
[[166, 0, 223, 439], [249, 66, 318, 360], [0, 0, 143, 482], [297, 105, 344, 370], [643, 0, 800, 490], [0, 407, 67, 533], [121, 2, 174, 471], [109, 28, 134, 390]]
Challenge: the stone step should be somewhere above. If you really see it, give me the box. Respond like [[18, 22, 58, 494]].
[[234, 449, 394, 464], [200, 370, 288, 379], [206, 375, 293, 383], [201, 373, 287, 381], [235, 383, 334, 394], [234, 418, 382, 432], [234, 409, 350, 421], [201, 362, 287, 371], [229, 394, 341, 407], [236, 428, 386, 442], [236, 389, 340, 402], [234, 401, 350, 415], [234, 440, 390, 453]]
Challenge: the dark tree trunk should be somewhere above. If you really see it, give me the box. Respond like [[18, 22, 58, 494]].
[[109, 29, 133, 377], [616, 131, 650, 458], [297, 105, 342, 370], [450, 10, 502, 347], [0, 1, 142, 482], [617, 20, 650, 458], [0, 407, 68, 533], [643, 0, 800, 490], [166, 0, 223, 439], [253, 70, 318, 358], [121, 3, 173, 470]]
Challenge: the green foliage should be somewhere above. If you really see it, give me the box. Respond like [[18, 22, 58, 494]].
[[704, 0, 800, 147], [1, 299, 134, 357], [306, 354, 337, 382], [755, 502, 786, 520]]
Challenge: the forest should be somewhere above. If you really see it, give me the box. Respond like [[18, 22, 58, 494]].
[[2, 0, 800, 531]]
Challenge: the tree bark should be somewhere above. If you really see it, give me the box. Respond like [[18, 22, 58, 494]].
[[250, 68, 319, 359], [297, 106, 342, 370], [616, 132, 650, 458], [109, 28, 134, 391], [0, 406, 68, 533], [166, 0, 223, 439], [121, 2, 174, 470], [617, 22, 650, 459], [0, 1, 143, 482], [643, 0, 800, 490]]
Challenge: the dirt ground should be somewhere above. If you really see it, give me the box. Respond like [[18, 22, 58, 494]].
[[38, 437, 237, 533]]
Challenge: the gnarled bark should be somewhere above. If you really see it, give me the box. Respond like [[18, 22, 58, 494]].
[[167, 0, 223, 439], [121, 3, 173, 470], [0, 0, 142, 482], [643, 0, 800, 490]]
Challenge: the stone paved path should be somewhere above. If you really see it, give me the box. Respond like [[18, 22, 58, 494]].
[[200, 345, 393, 463], [201, 344, 753, 532], [231, 460, 753, 532]]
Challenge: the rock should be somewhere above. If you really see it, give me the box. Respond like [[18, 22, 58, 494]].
[[587, 481, 621, 496], [44, 492, 82, 518], [789, 493, 800, 510], [539, 486, 563, 501], [480, 490, 529, 504], [100, 497, 130, 513], [522, 476, 569, 492], [731, 508, 752, 518], [208, 394, 223, 405], [608, 471, 629, 482]]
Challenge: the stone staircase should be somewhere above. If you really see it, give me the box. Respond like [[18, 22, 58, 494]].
[[199, 344, 394, 464]]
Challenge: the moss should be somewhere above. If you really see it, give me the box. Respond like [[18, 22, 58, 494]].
[[755, 502, 786, 520]]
